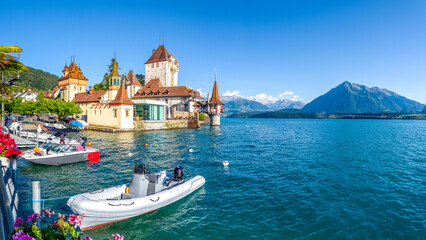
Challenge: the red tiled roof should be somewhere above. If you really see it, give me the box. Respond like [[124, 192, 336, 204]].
[[110, 84, 134, 105], [58, 62, 88, 81], [133, 79, 201, 99], [43, 91, 53, 99], [209, 81, 223, 105], [74, 90, 106, 103], [145, 45, 171, 64], [127, 71, 142, 87]]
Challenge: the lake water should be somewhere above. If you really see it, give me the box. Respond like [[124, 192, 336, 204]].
[[16, 119, 426, 239]]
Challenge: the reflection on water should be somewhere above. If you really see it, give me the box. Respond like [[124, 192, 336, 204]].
[[15, 119, 426, 239]]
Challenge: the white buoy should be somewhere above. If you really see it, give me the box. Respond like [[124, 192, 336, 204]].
[[222, 160, 229, 166], [188, 148, 193, 153], [128, 152, 133, 157]]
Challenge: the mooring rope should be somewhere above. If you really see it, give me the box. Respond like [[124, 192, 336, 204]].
[[32, 194, 90, 210]]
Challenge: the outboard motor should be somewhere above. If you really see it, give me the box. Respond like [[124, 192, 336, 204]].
[[173, 166, 184, 181]]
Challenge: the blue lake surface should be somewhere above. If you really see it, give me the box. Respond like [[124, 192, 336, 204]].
[[16, 119, 426, 239]]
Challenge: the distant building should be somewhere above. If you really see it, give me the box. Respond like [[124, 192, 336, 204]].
[[59, 44, 223, 130], [58, 60, 88, 102], [145, 45, 179, 87], [14, 90, 37, 102]]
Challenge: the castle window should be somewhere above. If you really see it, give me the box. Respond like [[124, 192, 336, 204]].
[[85, 110, 87, 115], [114, 109, 117, 117], [126, 109, 129, 117], [95, 110, 96, 115], [100, 110, 101, 115], [151, 63, 154, 68], [156, 63, 159, 67], [113, 78, 116, 85], [74, 86, 76, 91]]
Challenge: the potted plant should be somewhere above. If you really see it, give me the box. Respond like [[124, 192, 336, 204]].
[[0, 133, 22, 168]]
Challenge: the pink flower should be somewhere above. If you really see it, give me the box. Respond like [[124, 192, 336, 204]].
[[112, 233, 124, 240], [12, 230, 35, 240], [83, 235, 93, 240], [67, 214, 83, 227], [42, 208, 52, 218], [13, 217, 24, 229], [26, 213, 40, 223]]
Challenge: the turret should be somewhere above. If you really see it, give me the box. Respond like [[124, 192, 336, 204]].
[[108, 57, 121, 100], [208, 80, 224, 126]]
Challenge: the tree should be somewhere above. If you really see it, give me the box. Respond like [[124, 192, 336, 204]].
[[136, 74, 145, 86], [5, 96, 22, 113], [93, 83, 106, 90], [0, 45, 28, 75], [93, 73, 109, 90], [102, 72, 109, 89], [108, 58, 119, 73]]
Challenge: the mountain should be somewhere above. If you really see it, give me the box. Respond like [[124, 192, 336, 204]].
[[221, 95, 305, 113], [221, 95, 269, 111], [17, 66, 58, 91], [302, 81, 424, 113], [269, 99, 305, 110], [422, 106, 426, 114]]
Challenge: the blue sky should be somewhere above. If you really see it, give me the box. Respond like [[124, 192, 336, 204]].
[[3, 0, 426, 103]]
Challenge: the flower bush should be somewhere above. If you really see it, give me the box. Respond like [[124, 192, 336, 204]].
[[12, 210, 123, 240], [0, 133, 22, 161]]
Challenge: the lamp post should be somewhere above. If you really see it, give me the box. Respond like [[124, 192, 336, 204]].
[[1, 73, 19, 130]]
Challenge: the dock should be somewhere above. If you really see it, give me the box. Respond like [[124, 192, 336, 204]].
[[10, 135, 36, 148]]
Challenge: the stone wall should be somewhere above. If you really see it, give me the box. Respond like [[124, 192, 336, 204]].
[[133, 119, 188, 131]]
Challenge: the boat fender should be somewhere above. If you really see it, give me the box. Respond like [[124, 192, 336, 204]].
[[125, 186, 129, 193], [33, 148, 41, 154]]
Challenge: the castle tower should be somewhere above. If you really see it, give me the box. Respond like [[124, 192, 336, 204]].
[[144, 45, 179, 87], [108, 58, 121, 101], [109, 81, 135, 129], [58, 58, 88, 102], [126, 70, 142, 99], [208, 80, 224, 126]]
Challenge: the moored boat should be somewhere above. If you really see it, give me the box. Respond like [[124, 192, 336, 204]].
[[21, 130, 100, 165], [67, 164, 205, 230]]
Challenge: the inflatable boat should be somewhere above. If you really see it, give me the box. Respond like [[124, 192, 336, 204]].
[[67, 164, 205, 230]]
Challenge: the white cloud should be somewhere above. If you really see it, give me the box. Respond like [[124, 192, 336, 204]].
[[196, 88, 208, 99], [247, 90, 301, 104], [222, 90, 241, 97]]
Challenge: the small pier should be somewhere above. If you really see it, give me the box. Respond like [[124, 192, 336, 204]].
[[10, 135, 36, 148]]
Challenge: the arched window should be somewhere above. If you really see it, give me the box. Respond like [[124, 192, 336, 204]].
[[113, 78, 116, 85], [151, 63, 154, 68]]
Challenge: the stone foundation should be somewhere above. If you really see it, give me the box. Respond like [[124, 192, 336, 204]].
[[210, 114, 221, 126]]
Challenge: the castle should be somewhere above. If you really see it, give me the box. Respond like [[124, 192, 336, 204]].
[[57, 44, 224, 130]]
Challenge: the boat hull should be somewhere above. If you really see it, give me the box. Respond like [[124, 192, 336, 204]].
[[67, 175, 205, 230], [22, 150, 100, 166]]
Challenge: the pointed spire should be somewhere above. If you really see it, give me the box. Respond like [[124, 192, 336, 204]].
[[110, 58, 120, 77], [209, 80, 223, 105], [109, 82, 134, 106]]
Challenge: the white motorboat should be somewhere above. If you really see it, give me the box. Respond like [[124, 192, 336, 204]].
[[19, 127, 82, 146], [21, 128, 100, 165], [67, 164, 205, 230]]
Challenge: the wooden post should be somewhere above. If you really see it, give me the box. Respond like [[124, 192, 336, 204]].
[[32, 181, 41, 214]]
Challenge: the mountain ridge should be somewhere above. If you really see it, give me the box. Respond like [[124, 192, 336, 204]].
[[302, 81, 424, 113]]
